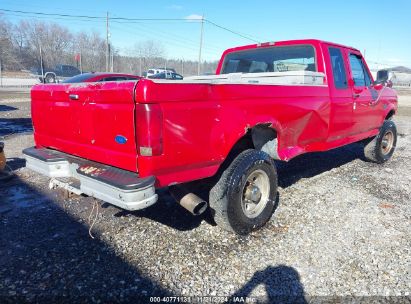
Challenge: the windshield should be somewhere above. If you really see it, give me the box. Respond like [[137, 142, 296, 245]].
[[221, 45, 316, 74]]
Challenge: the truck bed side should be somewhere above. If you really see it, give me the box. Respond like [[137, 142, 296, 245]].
[[135, 79, 330, 186]]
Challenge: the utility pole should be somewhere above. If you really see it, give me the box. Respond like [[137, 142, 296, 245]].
[[0, 38, 5, 87], [79, 52, 82, 74], [106, 11, 109, 72], [39, 44, 44, 83], [0, 55, 2, 87], [377, 39, 381, 71], [197, 15, 204, 76], [110, 45, 114, 72]]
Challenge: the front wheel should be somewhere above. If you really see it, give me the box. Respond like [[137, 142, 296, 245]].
[[364, 120, 397, 163], [209, 149, 278, 235]]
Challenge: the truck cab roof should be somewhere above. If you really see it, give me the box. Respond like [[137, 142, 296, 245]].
[[223, 39, 360, 53]]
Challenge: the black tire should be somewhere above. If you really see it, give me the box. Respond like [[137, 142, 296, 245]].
[[364, 120, 397, 163], [45, 73, 56, 83], [209, 149, 278, 235]]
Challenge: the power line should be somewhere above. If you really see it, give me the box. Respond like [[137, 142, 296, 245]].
[[0, 8, 261, 42], [110, 15, 224, 50], [2, 0, 108, 15], [0, 8, 104, 20], [204, 20, 260, 43], [0, 12, 104, 23], [0, 8, 187, 21], [111, 22, 223, 53], [110, 23, 220, 57], [3, 10, 222, 59], [2, 10, 231, 53]]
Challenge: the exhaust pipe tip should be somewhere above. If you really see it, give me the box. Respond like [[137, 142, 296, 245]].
[[190, 198, 208, 216], [169, 186, 208, 216]]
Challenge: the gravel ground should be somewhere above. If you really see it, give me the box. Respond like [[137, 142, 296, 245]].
[[0, 91, 410, 303]]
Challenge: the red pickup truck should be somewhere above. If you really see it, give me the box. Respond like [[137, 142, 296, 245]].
[[24, 39, 398, 235]]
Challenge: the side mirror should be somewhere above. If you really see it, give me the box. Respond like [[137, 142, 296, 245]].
[[374, 69, 394, 88], [373, 82, 384, 90], [373, 79, 393, 88]]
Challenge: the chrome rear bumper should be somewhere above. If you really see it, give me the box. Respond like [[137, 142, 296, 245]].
[[23, 147, 158, 211]]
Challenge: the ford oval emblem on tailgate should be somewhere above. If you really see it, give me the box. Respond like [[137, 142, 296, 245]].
[[115, 135, 128, 144]]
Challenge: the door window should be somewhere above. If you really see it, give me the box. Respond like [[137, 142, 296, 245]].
[[349, 54, 371, 87]]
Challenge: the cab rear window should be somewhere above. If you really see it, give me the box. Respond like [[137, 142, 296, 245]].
[[221, 45, 316, 74]]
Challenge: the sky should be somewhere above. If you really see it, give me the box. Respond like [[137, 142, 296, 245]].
[[1, 0, 410, 69]]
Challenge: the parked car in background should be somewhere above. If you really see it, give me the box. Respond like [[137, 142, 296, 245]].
[[146, 68, 176, 77], [147, 71, 183, 80], [30, 64, 81, 83], [62, 72, 141, 83]]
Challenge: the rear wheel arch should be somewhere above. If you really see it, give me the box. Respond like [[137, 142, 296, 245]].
[[215, 121, 282, 181], [250, 123, 280, 159], [220, 123, 281, 172]]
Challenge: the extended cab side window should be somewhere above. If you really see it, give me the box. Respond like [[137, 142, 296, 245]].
[[329, 47, 347, 89], [349, 54, 371, 87]]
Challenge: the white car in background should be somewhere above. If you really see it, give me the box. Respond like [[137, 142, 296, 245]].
[[146, 68, 176, 78]]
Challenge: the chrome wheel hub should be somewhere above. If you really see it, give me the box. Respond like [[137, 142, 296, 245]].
[[241, 169, 270, 218], [381, 131, 394, 155]]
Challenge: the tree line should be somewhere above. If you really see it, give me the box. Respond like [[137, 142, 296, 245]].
[[0, 15, 219, 76]]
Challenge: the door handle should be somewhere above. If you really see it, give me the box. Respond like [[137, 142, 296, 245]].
[[353, 93, 360, 99], [69, 94, 79, 100]]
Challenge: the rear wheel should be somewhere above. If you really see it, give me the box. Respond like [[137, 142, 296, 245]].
[[364, 120, 397, 163], [209, 149, 278, 235]]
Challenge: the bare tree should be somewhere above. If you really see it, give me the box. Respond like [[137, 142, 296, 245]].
[[134, 40, 165, 59], [17, 20, 73, 68], [133, 40, 166, 74], [0, 17, 20, 70], [73, 31, 106, 72], [0, 15, 219, 76]]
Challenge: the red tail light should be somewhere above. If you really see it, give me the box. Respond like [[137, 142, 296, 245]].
[[136, 104, 163, 156]]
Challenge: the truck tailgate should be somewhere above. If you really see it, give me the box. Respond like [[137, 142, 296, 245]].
[[31, 81, 139, 172]]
